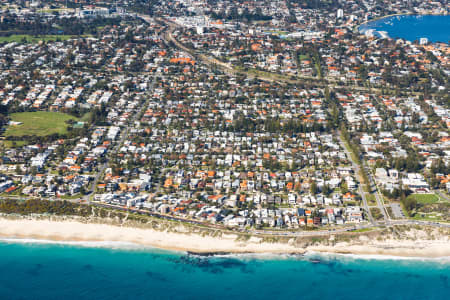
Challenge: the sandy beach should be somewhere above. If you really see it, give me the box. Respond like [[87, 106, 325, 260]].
[[1, 217, 449, 258]]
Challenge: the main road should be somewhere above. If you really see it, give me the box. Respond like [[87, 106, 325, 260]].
[[86, 63, 159, 202], [3, 14, 447, 240], [337, 132, 376, 225], [150, 16, 435, 98]]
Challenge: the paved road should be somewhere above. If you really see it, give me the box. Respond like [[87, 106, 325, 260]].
[[154, 16, 392, 223], [87, 66, 158, 201], [71, 17, 450, 235], [337, 132, 391, 225], [363, 162, 390, 223], [151, 16, 444, 100], [437, 191, 450, 202], [3, 194, 449, 236], [4, 15, 448, 238], [337, 132, 375, 225]]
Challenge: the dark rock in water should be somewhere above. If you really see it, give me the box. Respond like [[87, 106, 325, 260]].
[[26, 264, 43, 276], [187, 251, 231, 257], [170, 253, 254, 274], [439, 274, 448, 288], [145, 271, 168, 282], [404, 273, 421, 279], [287, 253, 305, 258]]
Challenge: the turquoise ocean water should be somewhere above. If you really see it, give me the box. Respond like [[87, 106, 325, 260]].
[[359, 15, 450, 43], [0, 239, 449, 300]]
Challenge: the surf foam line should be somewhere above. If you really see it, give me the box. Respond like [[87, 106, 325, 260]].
[[1, 236, 449, 262], [0, 237, 157, 251], [303, 251, 450, 263]]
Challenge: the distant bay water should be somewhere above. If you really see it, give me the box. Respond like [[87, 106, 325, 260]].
[[0, 240, 449, 300], [359, 15, 450, 43]]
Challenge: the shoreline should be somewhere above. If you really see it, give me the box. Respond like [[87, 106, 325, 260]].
[[356, 13, 446, 31], [1, 217, 450, 259], [357, 13, 413, 29], [2, 236, 449, 262], [2, 236, 450, 262]]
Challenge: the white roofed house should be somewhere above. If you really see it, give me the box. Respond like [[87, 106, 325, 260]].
[[345, 176, 357, 190], [375, 168, 399, 192], [92, 146, 107, 156], [402, 173, 429, 193], [327, 177, 341, 189], [30, 152, 50, 169], [288, 193, 296, 205], [346, 206, 364, 223], [225, 216, 247, 227]]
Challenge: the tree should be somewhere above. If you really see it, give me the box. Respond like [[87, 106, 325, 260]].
[[401, 196, 417, 216], [15, 165, 22, 175], [322, 184, 332, 196], [341, 181, 348, 194], [431, 158, 447, 175], [310, 181, 318, 195], [406, 153, 420, 172]]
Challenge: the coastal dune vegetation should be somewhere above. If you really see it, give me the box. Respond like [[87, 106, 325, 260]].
[[0, 199, 449, 257]]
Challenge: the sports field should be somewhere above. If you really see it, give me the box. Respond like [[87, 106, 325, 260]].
[[4, 111, 78, 137], [0, 34, 85, 43]]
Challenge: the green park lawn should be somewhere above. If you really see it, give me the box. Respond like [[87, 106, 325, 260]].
[[4, 112, 79, 137], [407, 193, 440, 204], [365, 193, 376, 205], [298, 54, 309, 61], [2, 140, 28, 148], [0, 34, 87, 43]]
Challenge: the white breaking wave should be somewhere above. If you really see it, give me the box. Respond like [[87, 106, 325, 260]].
[[203, 252, 303, 261], [188, 250, 450, 263], [304, 251, 450, 263], [0, 237, 188, 255], [204, 250, 450, 263], [1, 237, 449, 263], [0, 237, 151, 251]]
